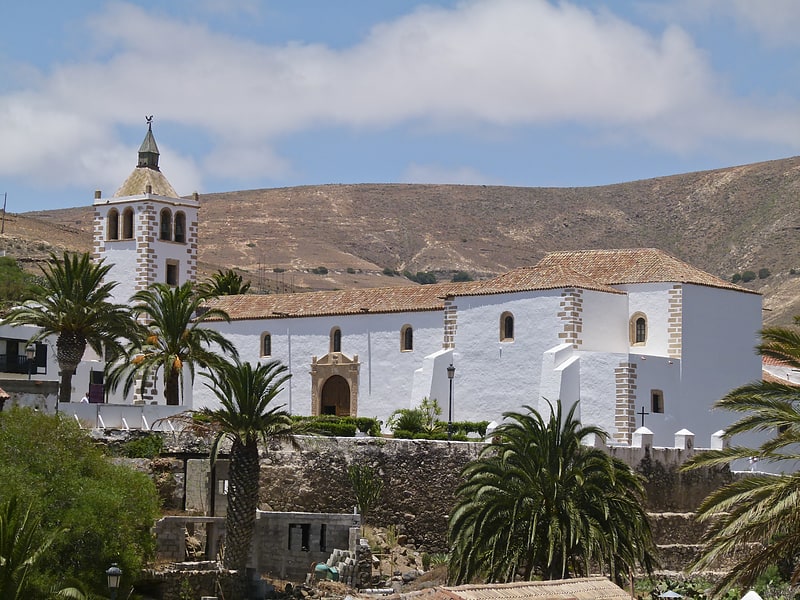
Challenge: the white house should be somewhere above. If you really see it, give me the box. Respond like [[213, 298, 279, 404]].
[[1, 123, 765, 448]]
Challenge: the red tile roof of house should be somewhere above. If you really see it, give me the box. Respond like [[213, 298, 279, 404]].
[[389, 577, 629, 600], [204, 248, 753, 321], [536, 248, 757, 293]]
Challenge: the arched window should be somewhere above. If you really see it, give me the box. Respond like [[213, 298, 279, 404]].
[[629, 312, 648, 346], [122, 208, 134, 239], [261, 332, 272, 357], [159, 209, 172, 241], [107, 209, 119, 240], [330, 327, 342, 353], [401, 325, 413, 351], [174, 211, 186, 243], [500, 312, 514, 342]]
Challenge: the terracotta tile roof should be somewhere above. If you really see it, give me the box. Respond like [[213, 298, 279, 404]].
[[535, 248, 758, 294], [205, 284, 456, 321], [205, 249, 752, 321], [205, 264, 628, 321], [483, 264, 624, 295], [391, 577, 629, 600]]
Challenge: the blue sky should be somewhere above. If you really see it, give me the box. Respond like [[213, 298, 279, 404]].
[[2, 0, 799, 212]]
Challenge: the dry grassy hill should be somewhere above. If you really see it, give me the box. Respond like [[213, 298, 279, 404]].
[[4, 155, 800, 325]]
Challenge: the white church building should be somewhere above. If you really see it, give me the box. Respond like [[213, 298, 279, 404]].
[[2, 124, 764, 447]]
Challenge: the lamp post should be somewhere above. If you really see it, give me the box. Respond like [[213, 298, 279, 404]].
[[447, 363, 455, 440], [106, 563, 122, 600], [25, 345, 35, 381]]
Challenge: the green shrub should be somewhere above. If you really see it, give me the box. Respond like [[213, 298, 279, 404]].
[[452, 420, 490, 437], [388, 408, 425, 434], [311, 266, 328, 275], [121, 434, 164, 458], [731, 273, 742, 283], [741, 270, 756, 282], [758, 267, 771, 279], [451, 271, 473, 282], [347, 267, 356, 274], [383, 267, 399, 276], [291, 415, 381, 437], [273, 267, 285, 273]]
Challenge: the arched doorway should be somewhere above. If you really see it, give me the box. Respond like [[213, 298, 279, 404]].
[[321, 375, 351, 416], [310, 352, 360, 417]]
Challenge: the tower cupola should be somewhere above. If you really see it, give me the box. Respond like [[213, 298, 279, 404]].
[[137, 116, 160, 170]]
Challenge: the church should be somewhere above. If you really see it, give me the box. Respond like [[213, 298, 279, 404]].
[[5, 123, 765, 447]]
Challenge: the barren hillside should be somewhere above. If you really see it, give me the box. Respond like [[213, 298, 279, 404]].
[[5, 155, 800, 325]]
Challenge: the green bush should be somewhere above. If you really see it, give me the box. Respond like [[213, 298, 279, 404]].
[[292, 415, 381, 437], [758, 267, 771, 279], [451, 271, 473, 282], [0, 408, 159, 597], [311, 266, 328, 275], [346, 267, 356, 274], [452, 420, 491, 437], [731, 273, 742, 283], [383, 267, 399, 276], [388, 408, 425, 433], [741, 270, 756, 282], [120, 434, 164, 458], [273, 267, 285, 273]]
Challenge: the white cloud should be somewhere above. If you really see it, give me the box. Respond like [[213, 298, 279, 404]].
[[651, 0, 800, 47], [0, 0, 798, 193]]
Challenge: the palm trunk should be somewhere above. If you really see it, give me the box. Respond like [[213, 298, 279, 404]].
[[56, 333, 86, 405], [165, 372, 180, 405], [223, 437, 260, 580]]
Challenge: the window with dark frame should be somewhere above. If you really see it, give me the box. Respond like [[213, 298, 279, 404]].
[[262, 333, 272, 357], [159, 209, 172, 241], [651, 390, 664, 414], [402, 326, 413, 351]]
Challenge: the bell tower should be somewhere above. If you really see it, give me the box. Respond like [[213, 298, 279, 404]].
[[92, 117, 200, 305]]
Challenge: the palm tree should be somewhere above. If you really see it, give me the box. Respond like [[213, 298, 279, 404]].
[[106, 282, 237, 405], [683, 317, 800, 594], [183, 359, 293, 578], [0, 496, 64, 599], [1, 252, 132, 404], [197, 269, 251, 297], [448, 400, 656, 585]]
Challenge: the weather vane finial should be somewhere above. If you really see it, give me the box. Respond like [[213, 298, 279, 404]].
[[145, 115, 154, 130]]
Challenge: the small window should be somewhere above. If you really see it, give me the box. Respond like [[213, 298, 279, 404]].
[[217, 479, 229, 495], [651, 390, 664, 414], [174, 211, 186, 243], [320, 524, 327, 552], [288, 523, 310, 551], [261, 332, 272, 357], [166, 260, 179, 286], [500, 312, 514, 342], [159, 208, 172, 241], [330, 327, 341, 353], [629, 312, 648, 346], [401, 325, 413, 351], [122, 208, 134, 239], [107, 209, 119, 240]]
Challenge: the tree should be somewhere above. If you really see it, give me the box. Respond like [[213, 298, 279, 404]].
[[198, 269, 251, 297], [1, 252, 133, 404], [347, 463, 384, 531], [0, 496, 62, 600], [448, 400, 656, 585], [0, 256, 36, 308], [182, 358, 293, 581], [107, 282, 237, 405], [683, 316, 800, 594], [0, 408, 159, 597]]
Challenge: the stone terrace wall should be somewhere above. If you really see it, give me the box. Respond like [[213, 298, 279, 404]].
[[205, 436, 731, 552]]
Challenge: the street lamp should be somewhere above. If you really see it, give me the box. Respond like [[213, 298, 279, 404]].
[[447, 363, 456, 440], [106, 563, 122, 600], [25, 345, 35, 381]]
